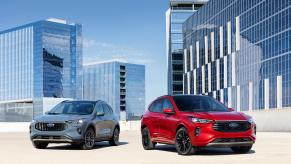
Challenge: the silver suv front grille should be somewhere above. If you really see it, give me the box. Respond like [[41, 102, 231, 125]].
[[35, 122, 67, 131]]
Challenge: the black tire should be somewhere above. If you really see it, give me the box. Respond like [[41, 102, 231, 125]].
[[231, 145, 253, 154], [32, 142, 48, 149], [175, 127, 195, 155], [81, 128, 95, 150], [141, 127, 156, 150], [109, 127, 120, 146]]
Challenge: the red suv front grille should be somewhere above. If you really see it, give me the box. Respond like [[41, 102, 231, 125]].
[[213, 121, 251, 132]]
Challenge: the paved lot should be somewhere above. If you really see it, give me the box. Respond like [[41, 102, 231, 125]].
[[0, 131, 291, 164]]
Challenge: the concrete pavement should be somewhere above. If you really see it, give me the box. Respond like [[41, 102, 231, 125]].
[[0, 131, 290, 164]]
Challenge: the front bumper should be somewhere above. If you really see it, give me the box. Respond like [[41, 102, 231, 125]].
[[206, 141, 254, 147], [188, 122, 256, 147], [30, 122, 84, 143]]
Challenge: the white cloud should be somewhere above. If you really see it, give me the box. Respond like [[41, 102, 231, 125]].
[[83, 39, 154, 65]]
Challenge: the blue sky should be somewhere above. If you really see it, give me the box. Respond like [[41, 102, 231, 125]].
[[0, 0, 169, 106]]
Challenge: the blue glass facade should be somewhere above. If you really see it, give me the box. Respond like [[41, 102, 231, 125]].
[[83, 61, 145, 120], [167, 0, 208, 95], [183, 0, 291, 111], [0, 19, 82, 121]]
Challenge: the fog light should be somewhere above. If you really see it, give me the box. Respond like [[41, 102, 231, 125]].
[[195, 127, 201, 136], [77, 128, 82, 134]]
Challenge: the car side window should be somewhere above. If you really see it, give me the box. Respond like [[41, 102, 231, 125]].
[[102, 104, 113, 116], [95, 104, 104, 115], [149, 100, 163, 113], [106, 105, 113, 115], [163, 98, 174, 110]]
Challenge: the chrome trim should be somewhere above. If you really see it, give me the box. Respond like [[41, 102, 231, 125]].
[[32, 138, 73, 143], [214, 120, 248, 122], [206, 141, 254, 147]]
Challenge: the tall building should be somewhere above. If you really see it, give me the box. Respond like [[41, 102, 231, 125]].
[[0, 18, 83, 122], [83, 61, 145, 120], [166, 0, 208, 95], [183, 0, 291, 111]]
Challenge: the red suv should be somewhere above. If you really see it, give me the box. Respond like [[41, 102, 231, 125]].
[[141, 95, 256, 155]]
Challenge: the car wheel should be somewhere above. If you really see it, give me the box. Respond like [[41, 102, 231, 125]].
[[141, 127, 156, 150], [32, 142, 48, 149], [81, 128, 95, 150], [109, 127, 120, 146], [175, 127, 195, 155], [231, 145, 253, 154]]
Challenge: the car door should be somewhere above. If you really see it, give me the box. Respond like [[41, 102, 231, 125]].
[[94, 103, 108, 140], [158, 98, 178, 143], [147, 99, 164, 140], [102, 104, 115, 138]]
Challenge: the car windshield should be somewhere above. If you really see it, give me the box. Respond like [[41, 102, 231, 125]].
[[48, 101, 95, 115], [173, 96, 229, 112]]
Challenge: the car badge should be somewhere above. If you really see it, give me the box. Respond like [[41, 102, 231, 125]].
[[229, 122, 239, 128], [47, 123, 55, 127]]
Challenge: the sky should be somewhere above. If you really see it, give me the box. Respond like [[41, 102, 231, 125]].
[[0, 0, 169, 106]]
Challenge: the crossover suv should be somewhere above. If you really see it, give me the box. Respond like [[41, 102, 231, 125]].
[[30, 100, 120, 150], [141, 95, 256, 155]]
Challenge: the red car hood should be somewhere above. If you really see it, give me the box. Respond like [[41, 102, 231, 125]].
[[183, 111, 249, 121]]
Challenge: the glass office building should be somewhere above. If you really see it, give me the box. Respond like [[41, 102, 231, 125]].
[[83, 61, 145, 121], [183, 0, 291, 111], [0, 18, 83, 122], [166, 0, 208, 95]]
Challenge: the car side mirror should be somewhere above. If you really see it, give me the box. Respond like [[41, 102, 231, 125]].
[[228, 108, 235, 112], [163, 108, 175, 115], [96, 111, 105, 116]]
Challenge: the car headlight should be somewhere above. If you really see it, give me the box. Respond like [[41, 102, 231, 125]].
[[190, 117, 212, 123], [248, 118, 255, 124], [67, 119, 84, 126], [31, 119, 36, 124]]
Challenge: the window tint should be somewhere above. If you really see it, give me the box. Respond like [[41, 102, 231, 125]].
[[149, 100, 163, 113], [48, 101, 95, 115], [173, 96, 228, 112], [163, 99, 174, 110], [102, 104, 113, 116], [96, 104, 104, 114]]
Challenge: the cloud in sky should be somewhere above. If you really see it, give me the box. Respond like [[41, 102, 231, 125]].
[[83, 39, 154, 65]]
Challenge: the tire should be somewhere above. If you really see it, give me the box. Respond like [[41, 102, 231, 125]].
[[141, 127, 156, 150], [81, 128, 95, 150], [32, 142, 48, 149], [175, 127, 195, 155], [109, 127, 120, 146], [231, 145, 253, 154]]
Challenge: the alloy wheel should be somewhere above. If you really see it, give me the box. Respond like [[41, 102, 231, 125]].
[[84, 129, 95, 148], [176, 128, 192, 155]]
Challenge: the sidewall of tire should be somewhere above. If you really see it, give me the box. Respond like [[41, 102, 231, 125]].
[[175, 127, 194, 155], [142, 127, 155, 150]]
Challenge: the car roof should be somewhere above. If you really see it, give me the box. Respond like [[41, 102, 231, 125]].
[[172, 94, 209, 98], [62, 100, 100, 104]]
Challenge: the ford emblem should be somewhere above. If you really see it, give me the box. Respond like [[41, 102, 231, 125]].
[[229, 122, 239, 128], [47, 123, 55, 127]]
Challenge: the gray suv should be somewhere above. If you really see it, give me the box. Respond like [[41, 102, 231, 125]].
[[30, 100, 120, 150]]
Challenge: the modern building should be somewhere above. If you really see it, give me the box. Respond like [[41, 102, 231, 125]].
[[83, 61, 145, 121], [0, 18, 83, 122], [183, 0, 291, 111], [166, 0, 208, 95]]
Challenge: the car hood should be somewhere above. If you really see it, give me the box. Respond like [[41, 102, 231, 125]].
[[183, 111, 250, 121], [34, 114, 91, 122]]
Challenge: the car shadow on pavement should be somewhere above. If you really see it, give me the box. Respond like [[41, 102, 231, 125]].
[[155, 144, 255, 155], [46, 141, 129, 150]]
